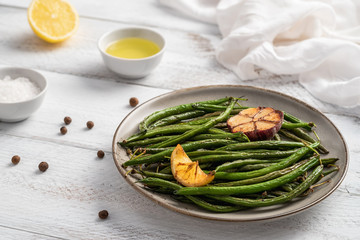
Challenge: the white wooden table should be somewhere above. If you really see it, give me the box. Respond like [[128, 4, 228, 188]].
[[0, 1, 359, 239]]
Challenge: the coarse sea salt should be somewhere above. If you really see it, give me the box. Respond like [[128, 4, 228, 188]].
[[0, 75, 41, 103]]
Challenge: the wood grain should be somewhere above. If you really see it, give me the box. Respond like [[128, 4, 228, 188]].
[[0, 6, 229, 88], [0, 5, 358, 119], [0, 0, 359, 239], [0, 70, 358, 239], [0, 135, 358, 239], [0, 0, 219, 35], [0, 65, 168, 151], [0, 226, 65, 240]]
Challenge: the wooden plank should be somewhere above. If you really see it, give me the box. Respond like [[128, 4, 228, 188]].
[[0, 2, 359, 239], [1, 64, 357, 153], [0, 0, 219, 35], [1, 4, 359, 121], [0, 226, 66, 240], [0, 65, 168, 151], [0, 6, 355, 119], [0, 134, 359, 240], [0, 69, 358, 239], [0, 6, 229, 89]]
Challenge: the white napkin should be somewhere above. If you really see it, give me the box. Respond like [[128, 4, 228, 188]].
[[159, 0, 360, 108]]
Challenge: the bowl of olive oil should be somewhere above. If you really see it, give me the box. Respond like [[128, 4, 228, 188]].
[[98, 27, 165, 79]]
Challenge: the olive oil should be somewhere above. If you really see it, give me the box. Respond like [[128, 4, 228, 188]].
[[106, 37, 160, 59]]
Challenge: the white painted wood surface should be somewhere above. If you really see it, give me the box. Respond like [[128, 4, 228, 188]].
[[0, 1, 359, 239]]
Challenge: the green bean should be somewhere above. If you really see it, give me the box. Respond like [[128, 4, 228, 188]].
[[184, 196, 244, 212], [123, 139, 238, 167], [281, 182, 300, 192], [149, 110, 206, 129], [139, 177, 180, 189], [192, 103, 245, 112], [154, 98, 237, 148], [237, 163, 276, 171], [182, 116, 216, 126], [191, 132, 249, 142], [279, 129, 310, 143], [187, 150, 239, 157], [192, 149, 299, 164], [283, 112, 312, 131], [139, 177, 244, 212], [185, 117, 234, 127], [183, 149, 280, 158], [119, 136, 172, 148], [193, 149, 287, 158], [212, 142, 319, 180], [207, 165, 323, 207], [139, 97, 231, 131], [322, 165, 339, 176], [283, 112, 303, 123], [127, 124, 226, 142], [215, 159, 309, 186], [187, 111, 223, 121], [289, 128, 329, 153], [216, 141, 304, 151], [141, 171, 174, 180], [188, 110, 242, 122], [159, 139, 240, 151], [159, 165, 172, 174], [321, 158, 339, 165], [216, 158, 284, 172], [281, 122, 315, 130], [136, 147, 170, 154], [174, 156, 321, 196], [148, 187, 175, 194], [273, 134, 281, 141]]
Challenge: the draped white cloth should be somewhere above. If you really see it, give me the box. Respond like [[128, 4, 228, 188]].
[[159, 0, 360, 107]]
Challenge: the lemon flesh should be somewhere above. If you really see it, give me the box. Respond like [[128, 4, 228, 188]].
[[28, 0, 78, 43], [171, 144, 215, 187]]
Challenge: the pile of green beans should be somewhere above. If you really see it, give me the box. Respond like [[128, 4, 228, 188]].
[[119, 97, 339, 213]]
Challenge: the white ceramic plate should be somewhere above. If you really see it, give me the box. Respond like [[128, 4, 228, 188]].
[[112, 85, 348, 221]]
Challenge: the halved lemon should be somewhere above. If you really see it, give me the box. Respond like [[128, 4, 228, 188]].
[[171, 144, 215, 187], [28, 0, 79, 43]]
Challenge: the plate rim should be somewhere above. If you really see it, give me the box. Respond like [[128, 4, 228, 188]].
[[112, 85, 349, 222]]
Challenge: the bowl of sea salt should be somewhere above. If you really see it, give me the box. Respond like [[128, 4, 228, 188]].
[[0, 67, 47, 122]]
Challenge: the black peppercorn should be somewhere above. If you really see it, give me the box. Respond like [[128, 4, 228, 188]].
[[87, 121, 94, 129], [60, 126, 67, 135], [98, 210, 108, 219], [11, 155, 20, 165], [64, 116, 72, 125], [38, 162, 49, 172], [129, 97, 139, 107], [97, 150, 105, 158]]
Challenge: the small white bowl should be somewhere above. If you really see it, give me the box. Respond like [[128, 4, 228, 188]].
[[0, 67, 47, 122], [98, 27, 166, 79]]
